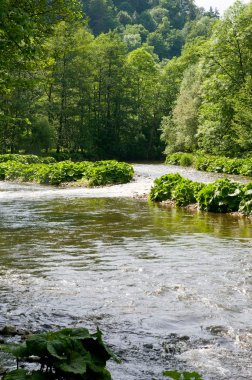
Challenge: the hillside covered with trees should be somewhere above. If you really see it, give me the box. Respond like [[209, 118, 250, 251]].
[[0, 0, 251, 160]]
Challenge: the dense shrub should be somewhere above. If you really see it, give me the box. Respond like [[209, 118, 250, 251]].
[[150, 174, 204, 206], [240, 158, 252, 176], [206, 157, 226, 173], [172, 179, 204, 206], [149, 173, 183, 202], [179, 154, 194, 167], [221, 158, 243, 175], [0, 154, 56, 164], [4, 162, 40, 182], [197, 179, 244, 212], [193, 155, 212, 171], [238, 183, 252, 215], [165, 153, 252, 177], [150, 174, 252, 215], [165, 152, 187, 165], [0, 160, 134, 186], [86, 160, 134, 186], [35, 161, 88, 185], [0, 162, 8, 180]]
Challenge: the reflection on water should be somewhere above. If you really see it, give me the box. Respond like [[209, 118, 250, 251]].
[[0, 187, 252, 379]]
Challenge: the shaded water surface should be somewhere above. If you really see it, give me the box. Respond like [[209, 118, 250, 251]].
[[0, 165, 251, 379]]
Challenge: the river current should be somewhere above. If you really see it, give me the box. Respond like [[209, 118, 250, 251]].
[[0, 164, 251, 379]]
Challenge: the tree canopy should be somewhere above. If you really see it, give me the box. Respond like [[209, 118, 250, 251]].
[[1, 0, 251, 160]]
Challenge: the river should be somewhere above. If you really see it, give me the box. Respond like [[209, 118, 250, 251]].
[[0, 164, 251, 379]]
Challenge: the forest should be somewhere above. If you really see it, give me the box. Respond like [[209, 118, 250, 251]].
[[0, 0, 251, 161]]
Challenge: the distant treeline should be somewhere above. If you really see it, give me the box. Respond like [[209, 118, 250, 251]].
[[0, 0, 251, 160]]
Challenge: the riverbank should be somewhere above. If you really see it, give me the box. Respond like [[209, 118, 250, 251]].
[[0, 163, 251, 200], [157, 199, 252, 220], [150, 173, 252, 215]]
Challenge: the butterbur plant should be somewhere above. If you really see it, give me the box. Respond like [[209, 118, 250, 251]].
[[0, 154, 56, 164], [172, 179, 204, 207], [163, 370, 204, 380], [165, 153, 252, 178], [0, 159, 134, 186], [149, 173, 183, 202], [238, 183, 252, 215], [197, 179, 243, 213], [0, 327, 120, 380], [149, 173, 252, 215]]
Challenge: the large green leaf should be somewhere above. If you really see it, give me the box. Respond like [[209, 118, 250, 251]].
[[1, 327, 117, 379], [92, 327, 121, 364], [57, 351, 88, 374], [47, 339, 68, 360], [54, 327, 91, 340], [25, 333, 49, 357], [163, 370, 204, 380], [29, 372, 48, 380]]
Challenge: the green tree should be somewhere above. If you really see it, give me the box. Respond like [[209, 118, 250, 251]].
[[159, 19, 213, 156], [125, 47, 164, 159], [43, 22, 94, 154], [147, 16, 184, 59], [127, 0, 151, 13], [197, 0, 252, 156], [137, 11, 157, 32], [113, 0, 134, 13], [123, 33, 142, 51], [87, 32, 128, 157], [117, 10, 132, 26], [160, 0, 198, 29], [232, 75, 252, 151], [0, 0, 83, 59], [149, 6, 169, 24], [123, 24, 149, 43], [0, 46, 50, 153], [0, 0, 83, 153], [84, 0, 117, 35], [161, 65, 202, 153], [182, 16, 217, 42]]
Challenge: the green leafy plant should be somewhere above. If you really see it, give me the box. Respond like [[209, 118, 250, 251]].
[[206, 157, 226, 173], [149, 174, 204, 206], [238, 183, 252, 215], [0, 162, 8, 180], [221, 158, 243, 175], [240, 158, 252, 176], [165, 153, 252, 178], [179, 154, 194, 167], [0, 160, 134, 186], [193, 155, 212, 172], [0, 154, 56, 165], [86, 161, 134, 186], [149, 173, 183, 202], [163, 370, 204, 380], [172, 179, 205, 207], [150, 173, 252, 215], [0, 327, 120, 380], [165, 153, 187, 165], [197, 179, 243, 212]]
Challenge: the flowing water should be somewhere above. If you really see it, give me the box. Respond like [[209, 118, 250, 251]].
[[0, 164, 251, 379]]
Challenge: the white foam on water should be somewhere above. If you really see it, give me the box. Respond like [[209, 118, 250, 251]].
[[178, 330, 252, 380], [0, 176, 152, 201]]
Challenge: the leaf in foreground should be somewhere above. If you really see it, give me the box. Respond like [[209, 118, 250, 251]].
[[163, 370, 204, 380]]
